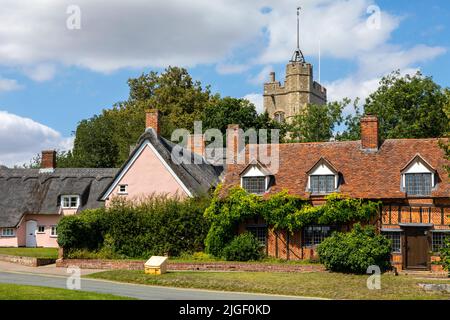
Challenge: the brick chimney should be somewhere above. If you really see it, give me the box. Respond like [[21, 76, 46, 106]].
[[226, 124, 240, 164], [41, 150, 56, 170], [187, 134, 205, 157], [360, 114, 379, 151], [145, 109, 160, 135]]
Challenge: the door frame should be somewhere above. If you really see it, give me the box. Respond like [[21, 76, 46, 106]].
[[25, 220, 37, 248], [402, 226, 431, 270]]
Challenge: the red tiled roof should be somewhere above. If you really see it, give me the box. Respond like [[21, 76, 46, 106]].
[[223, 138, 450, 200]]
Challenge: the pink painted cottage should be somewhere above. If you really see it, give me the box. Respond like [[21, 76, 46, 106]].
[[0, 110, 223, 247]]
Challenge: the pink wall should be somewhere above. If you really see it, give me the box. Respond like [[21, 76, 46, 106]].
[[106, 144, 188, 206], [0, 214, 61, 248], [0, 229, 19, 247]]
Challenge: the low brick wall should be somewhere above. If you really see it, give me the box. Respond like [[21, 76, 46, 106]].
[[56, 258, 325, 273], [0, 254, 55, 267]]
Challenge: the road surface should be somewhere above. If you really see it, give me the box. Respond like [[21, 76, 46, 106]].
[[0, 271, 316, 300]]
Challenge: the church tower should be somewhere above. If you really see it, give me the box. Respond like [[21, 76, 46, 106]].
[[263, 7, 327, 123]]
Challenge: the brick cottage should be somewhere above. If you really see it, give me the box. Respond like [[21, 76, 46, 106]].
[[222, 115, 450, 272]]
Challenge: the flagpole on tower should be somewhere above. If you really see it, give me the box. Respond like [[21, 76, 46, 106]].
[[291, 6, 305, 63]]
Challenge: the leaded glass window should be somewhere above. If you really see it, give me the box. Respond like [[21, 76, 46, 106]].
[[242, 177, 266, 194], [303, 226, 332, 247], [432, 232, 448, 252], [246, 226, 267, 246], [405, 173, 432, 196], [382, 232, 401, 253], [310, 175, 335, 194]]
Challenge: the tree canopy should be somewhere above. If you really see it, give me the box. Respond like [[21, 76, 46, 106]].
[[340, 71, 450, 141], [55, 67, 278, 168]]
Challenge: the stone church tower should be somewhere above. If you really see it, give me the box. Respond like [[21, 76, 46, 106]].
[[263, 8, 327, 122]]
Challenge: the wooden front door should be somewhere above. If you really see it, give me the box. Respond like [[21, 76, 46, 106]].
[[405, 228, 429, 269]]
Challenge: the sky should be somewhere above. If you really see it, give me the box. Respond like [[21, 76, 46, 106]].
[[0, 0, 449, 167]]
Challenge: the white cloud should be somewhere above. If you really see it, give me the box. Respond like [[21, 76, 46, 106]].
[[243, 93, 264, 114], [0, 111, 73, 167], [248, 65, 273, 85], [0, 77, 21, 92], [216, 63, 250, 75], [0, 0, 265, 73], [23, 64, 56, 82]]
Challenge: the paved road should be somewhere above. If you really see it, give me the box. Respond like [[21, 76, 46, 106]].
[[0, 271, 315, 300]]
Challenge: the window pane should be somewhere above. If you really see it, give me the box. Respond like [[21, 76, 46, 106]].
[[382, 232, 401, 253], [303, 226, 332, 246], [70, 197, 78, 207], [243, 177, 266, 194], [63, 197, 70, 207], [246, 227, 267, 246], [310, 175, 335, 194], [405, 173, 431, 195], [432, 233, 447, 252]]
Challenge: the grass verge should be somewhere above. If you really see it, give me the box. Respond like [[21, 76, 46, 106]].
[[87, 270, 450, 300], [0, 248, 58, 259], [0, 283, 133, 300]]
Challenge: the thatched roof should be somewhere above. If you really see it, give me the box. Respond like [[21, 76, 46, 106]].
[[101, 129, 224, 199], [0, 168, 117, 227]]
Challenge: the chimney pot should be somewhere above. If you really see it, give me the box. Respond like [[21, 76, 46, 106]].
[[360, 114, 379, 151], [187, 134, 205, 157], [41, 150, 56, 170], [145, 109, 160, 135]]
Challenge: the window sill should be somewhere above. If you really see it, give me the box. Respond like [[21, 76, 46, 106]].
[[36, 232, 45, 234], [1, 235, 15, 238], [117, 193, 128, 196], [50, 235, 58, 238]]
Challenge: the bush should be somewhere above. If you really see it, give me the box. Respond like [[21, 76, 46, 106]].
[[441, 236, 450, 274], [317, 224, 391, 274], [222, 233, 264, 262], [58, 195, 211, 259]]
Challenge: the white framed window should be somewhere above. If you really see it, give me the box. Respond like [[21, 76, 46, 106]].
[[240, 164, 270, 195], [1, 228, 15, 237], [61, 195, 80, 209], [50, 226, 57, 237], [118, 184, 128, 194], [401, 155, 436, 196], [37, 225, 45, 233], [307, 159, 339, 194]]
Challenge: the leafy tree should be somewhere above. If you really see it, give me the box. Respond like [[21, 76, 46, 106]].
[[287, 100, 346, 142], [58, 67, 216, 167], [340, 71, 450, 141], [202, 97, 285, 144]]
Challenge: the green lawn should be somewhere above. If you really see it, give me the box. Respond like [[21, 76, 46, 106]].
[[0, 247, 58, 259], [87, 270, 450, 300], [0, 283, 133, 300]]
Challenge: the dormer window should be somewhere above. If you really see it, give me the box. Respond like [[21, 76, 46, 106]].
[[401, 155, 436, 196], [307, 158, 339, 195], [61, 195, 80, 209], [240, 161, 272, 195], [242, 177, 266, 194]]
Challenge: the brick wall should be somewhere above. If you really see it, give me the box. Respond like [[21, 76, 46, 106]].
[[56, 259, 325, 273]]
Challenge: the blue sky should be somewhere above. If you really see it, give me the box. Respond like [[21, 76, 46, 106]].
[[0, 0, 449, 166]]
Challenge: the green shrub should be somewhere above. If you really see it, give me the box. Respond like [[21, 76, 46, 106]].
[[58, 195, 211, 259], [317, 224, 392, 274], [222, 233, 264, 262], [441, 236, 450, 274], [204, 185, 380, 257]]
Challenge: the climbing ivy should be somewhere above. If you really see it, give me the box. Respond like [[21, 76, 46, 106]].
[[204, 185, 381, 257]]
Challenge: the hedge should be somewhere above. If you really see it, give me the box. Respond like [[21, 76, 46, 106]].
[[317, 224, 392, 274], [57, 195, 210, 259]]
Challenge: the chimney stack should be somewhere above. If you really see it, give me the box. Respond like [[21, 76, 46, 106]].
[[145, 109, 160, 135], [187, 134, 205, 157], [360, 114, 379, 151], [226, 124, 241, 164], [41, 150, 56, 170], [269, 71, 276, 82]]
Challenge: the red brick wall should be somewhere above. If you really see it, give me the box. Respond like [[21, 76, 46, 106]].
[[360, 115, 379, 150], [145, 109, 160, 135], [41, 150, 56, 169]]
